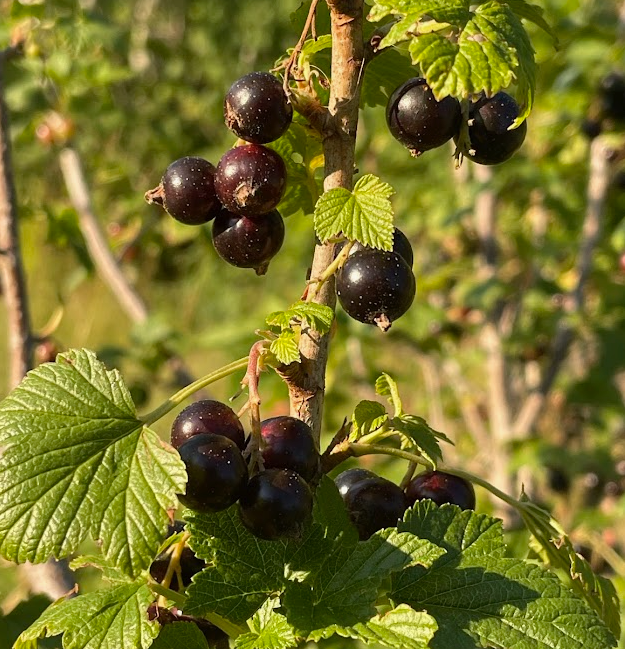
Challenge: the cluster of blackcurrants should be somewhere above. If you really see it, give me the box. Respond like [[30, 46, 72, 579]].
[[582, 72, 625, 139], [386, 77, 527, 164], [171, 399, 319, 541], [146, 72, 293, 275], [335, 466, 476, 540]]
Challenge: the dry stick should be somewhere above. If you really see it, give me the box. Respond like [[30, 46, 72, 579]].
[[58, 146, 202, 391], [0, 46, 76, 600], [285, 0, 365, 443], [512, 137, 613, 437]]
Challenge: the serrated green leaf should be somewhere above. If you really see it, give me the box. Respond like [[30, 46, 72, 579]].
[[312, 475, 358, 546], [361, 48, 418, 108], [503, 0, 556, 41], [283, 528, 445, 634], [369, 0, 536, 119], [151, 622, 209, 649], [184, 507, 331, 625], [350, 400, 388, 439], [69, 555, 131, 583], [392, 502, 617, 649], [266, 301, 334, 334], [0, 349, 186, 578], [14, 582, 158, 649], [300, 34, 332, 58], [235, 599, 298, 649], [389, 414, 451, 467], [308, 604, 438, 648], [270, 331, 301, 365], [313, 174, 394, 249], [375, 373, 403, 416], [267, 123, 323, 218]]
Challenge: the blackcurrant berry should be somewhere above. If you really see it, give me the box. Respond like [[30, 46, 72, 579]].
[[460, 92, 527, 165], [260, 416, 319, 482], [215, 144, 287, 217], [239, 468, 313, 540], [337, 228, 414, 268], [171, 399, 245, 451], [177, 434, 248, 513], [342, 476, 408, 540], [599, 72, 625, 121], [405, 470, 475, 510], [224, 71, 293, 144], [212, 208, 285, 275], [145, 156, 221, 225], [336, 250, 416, 331], [386, 78, 461, 156], [334, 467, 377, 498]]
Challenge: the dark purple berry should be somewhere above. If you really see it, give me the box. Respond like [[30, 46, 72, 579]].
[[334, 468, 377, 498], [224, 71, 293, 144], [336, 250, 416, 331], [337, 228, 414, 268], [212, 208, 284, 274], [215, 144, 287, 217], [386, 78, 461, 156], [177, 434, 248, 513], [342, 476, 408, 540], [239, 469, 313, 540], [459, 92, 527, 165], [171, 399, 245, 450], [405, 470, 475, 510], [260, 416, 319, 482], [146, 156, 221, 225]]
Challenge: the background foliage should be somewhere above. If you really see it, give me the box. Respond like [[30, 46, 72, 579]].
[[1, 0, 624, 646]]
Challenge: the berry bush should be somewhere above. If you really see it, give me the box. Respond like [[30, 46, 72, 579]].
[[0, 1, 623, 649]]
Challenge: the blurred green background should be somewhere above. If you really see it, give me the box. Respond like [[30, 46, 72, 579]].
[[1, 0, 625, 646]]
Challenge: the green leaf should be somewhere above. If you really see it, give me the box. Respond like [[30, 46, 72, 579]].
[[392, 502, 617, 649], [308, 604, 438, 648], [267, 123, 323, 218], [266, 301, 334, 334], [14, 582, 159, 649], [369, 0, 537, 119], [282, 528, 445, 634], [375, 373, 403, 416], [69, 555, 132, 583], [351, 400, 388, 439], [270, 330, 301, 365], [389, 414, 452, 467], [235, 600, 298, 649], [503, 0, 557, 41], [312, 475, 358, 546], [313, 174, 394, 250], [0, 349, 186, 578], [151, 622, 209, 649], [361, 49, 418, 108]]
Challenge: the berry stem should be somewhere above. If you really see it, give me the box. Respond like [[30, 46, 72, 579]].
[[242, 341, 268, 473], [141, 356, 249, 427], [307, 240, 353, 302], [156, 532, 190, 606], [347, 442, 433, 468]]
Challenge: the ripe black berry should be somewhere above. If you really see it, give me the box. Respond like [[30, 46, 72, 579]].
[[171, 400, 245, 450], [260, 416, 319, 482], [342, 476, 408, 540], [145, 156, 221, 225], [334, 467, 377, 497], [239, 468, 313, 540], [177, 434, 248, 513], [405, 470, 475, 510], [460, 92, 527, 165], [336, 250, 416, 331], [212, 208, 285, 275], [215, 144, 287, 217], [224, 72, 293, 144], [386, 78, 461, 156], [337, 228, 414, 268]]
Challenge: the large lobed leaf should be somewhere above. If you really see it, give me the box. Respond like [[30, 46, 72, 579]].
[[391, 502, 617, 649], [0, 349, 186, 578], [14, 582, 158, 649], [368, 0, 538, 120]]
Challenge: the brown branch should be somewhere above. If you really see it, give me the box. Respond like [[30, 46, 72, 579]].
[[0, 45, 77, 601], [285, 0, 364, 443], [512, 137, 613, 437]]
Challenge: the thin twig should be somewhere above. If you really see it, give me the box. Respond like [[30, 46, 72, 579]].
[[512, 138, 612, 437]]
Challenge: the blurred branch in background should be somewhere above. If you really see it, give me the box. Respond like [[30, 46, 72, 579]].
[[0, 41, 75, 603]]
